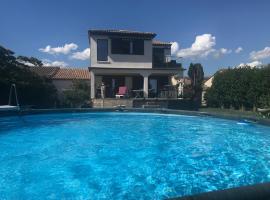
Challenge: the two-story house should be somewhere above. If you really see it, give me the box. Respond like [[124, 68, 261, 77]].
[[88, 29, 183, 100]]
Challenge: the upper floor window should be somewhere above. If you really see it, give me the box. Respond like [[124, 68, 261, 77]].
[[111, 38, 144, 55], [111, 38, 130, 54], [132, 39, 144, 55], [153, 48, 165, 67], [97, 39, 108, 61]]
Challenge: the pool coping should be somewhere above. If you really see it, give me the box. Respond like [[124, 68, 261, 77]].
[[1, 107, 270, 126]]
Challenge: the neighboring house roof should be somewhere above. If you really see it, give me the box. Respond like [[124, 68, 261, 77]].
[[29, 66, 60, 78], [29, 67, 90, 80], [183, 77, 192, 85], [177, 77, 191, 84], [88, 29, 156, 39], [152, 40, 171, 47], [171, 76, 191, 86], [52, 68, 90, 80]]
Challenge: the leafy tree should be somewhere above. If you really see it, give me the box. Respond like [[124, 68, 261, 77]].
[[187, 63, 204, 105], [62, 80, 90, 108], [205, 65, 270, 110], [0, 45, 57, 108], [17, 56, 43, 67]]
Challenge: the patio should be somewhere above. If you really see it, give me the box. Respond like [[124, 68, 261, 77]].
[[91, 98, 182, 108], [89, 67, 180, 99]]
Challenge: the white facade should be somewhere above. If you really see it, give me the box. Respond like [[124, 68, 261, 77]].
[[90, 35, 153, 69], [89, 30, 184, 99], [52, 80, 74, 94]]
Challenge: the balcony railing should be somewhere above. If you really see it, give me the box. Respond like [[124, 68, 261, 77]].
[[153, 59, 182, 69], [95, 85, 178, 99]]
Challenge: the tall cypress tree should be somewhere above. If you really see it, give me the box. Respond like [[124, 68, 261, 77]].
[[188, 63, 204, 105]]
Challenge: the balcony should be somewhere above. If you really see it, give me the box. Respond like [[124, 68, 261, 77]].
[[153, 59, 182, 69]]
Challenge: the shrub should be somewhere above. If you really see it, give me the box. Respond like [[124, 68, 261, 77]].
[[205, 65, 270, 110], [62, 80, 90, 108]]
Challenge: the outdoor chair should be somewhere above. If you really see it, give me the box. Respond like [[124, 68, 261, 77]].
[[115, 86, 128, 98]]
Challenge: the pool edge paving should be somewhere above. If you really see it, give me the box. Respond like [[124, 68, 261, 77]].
[[1, 108, 270, 127]]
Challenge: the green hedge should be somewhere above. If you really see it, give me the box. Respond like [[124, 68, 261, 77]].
[[205, 66, 270, 110]]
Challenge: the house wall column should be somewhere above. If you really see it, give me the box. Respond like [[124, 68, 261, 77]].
[[141, 72, 151, 98], [90, 71, 95, 99], [143, 75, 149, 98]]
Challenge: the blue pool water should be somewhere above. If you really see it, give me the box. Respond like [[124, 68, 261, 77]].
[[0, 112, 270, 199]]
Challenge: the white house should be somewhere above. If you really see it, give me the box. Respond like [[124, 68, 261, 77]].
[[88, 29, 184, 100], [29, 67, 90, 100]]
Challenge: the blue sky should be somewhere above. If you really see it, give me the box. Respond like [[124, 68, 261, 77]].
[[1, 0, 270, 75]]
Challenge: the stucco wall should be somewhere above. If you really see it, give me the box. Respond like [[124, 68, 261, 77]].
[[52, 79, 91, 100], [53, 80, 74, 94], [90, 35, 153, 68], [204, 76, 214, 88]]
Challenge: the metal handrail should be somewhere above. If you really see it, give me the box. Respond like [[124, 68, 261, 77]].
[[8, 84, 19, 107]]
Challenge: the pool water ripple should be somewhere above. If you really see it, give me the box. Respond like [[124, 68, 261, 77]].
[[0, 112, 270, 199]]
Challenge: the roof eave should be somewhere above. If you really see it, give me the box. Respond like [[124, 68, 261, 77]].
[[88, 29, 157, 39]]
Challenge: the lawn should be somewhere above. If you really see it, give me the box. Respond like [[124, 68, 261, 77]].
[[199, 107, 270, 121]]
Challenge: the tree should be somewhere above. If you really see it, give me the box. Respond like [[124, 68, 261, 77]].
[[187, 63, 204, 105], [62, 80, 90, 108], [0, 45, 57, 108], [205, 65, 270, 111], [17, 56, 43, 67]]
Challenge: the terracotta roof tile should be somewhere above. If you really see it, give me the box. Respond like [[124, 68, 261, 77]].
[[29, 66, 60, 78], [52, 68, 90, 80], [152, 40, 172, 46]]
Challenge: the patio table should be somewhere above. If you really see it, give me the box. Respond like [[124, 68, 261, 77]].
[[132, 89, 144, 98]]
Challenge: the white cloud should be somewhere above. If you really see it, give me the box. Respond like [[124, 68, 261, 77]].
[[220, 48, 232, 54], [176, 34, 216, 58], [70, 48, 90, 60], [250, 47, 270, 60], [171, 42, 179, 55], [238, 60, 263, 68], [235, 47, 243, 53], [39, 43, 78, 55], [42, 59, 68, 67], [213, 48, 232, 58]]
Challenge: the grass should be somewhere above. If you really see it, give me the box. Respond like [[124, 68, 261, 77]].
[[199, 107, 269, 120]]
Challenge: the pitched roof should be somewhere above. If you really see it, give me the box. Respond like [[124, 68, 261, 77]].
[[152, 40, 172, 47], [52, 68, 90, 80], [89, 29, 156, 39], [29, 66, 90, 80], [29, 66, 60, 78]]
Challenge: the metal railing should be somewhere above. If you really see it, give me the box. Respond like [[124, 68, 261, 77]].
[[8, 84, 20, 108]]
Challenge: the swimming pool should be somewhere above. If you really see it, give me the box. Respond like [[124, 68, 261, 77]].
[[0, 112, 270, 199]]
